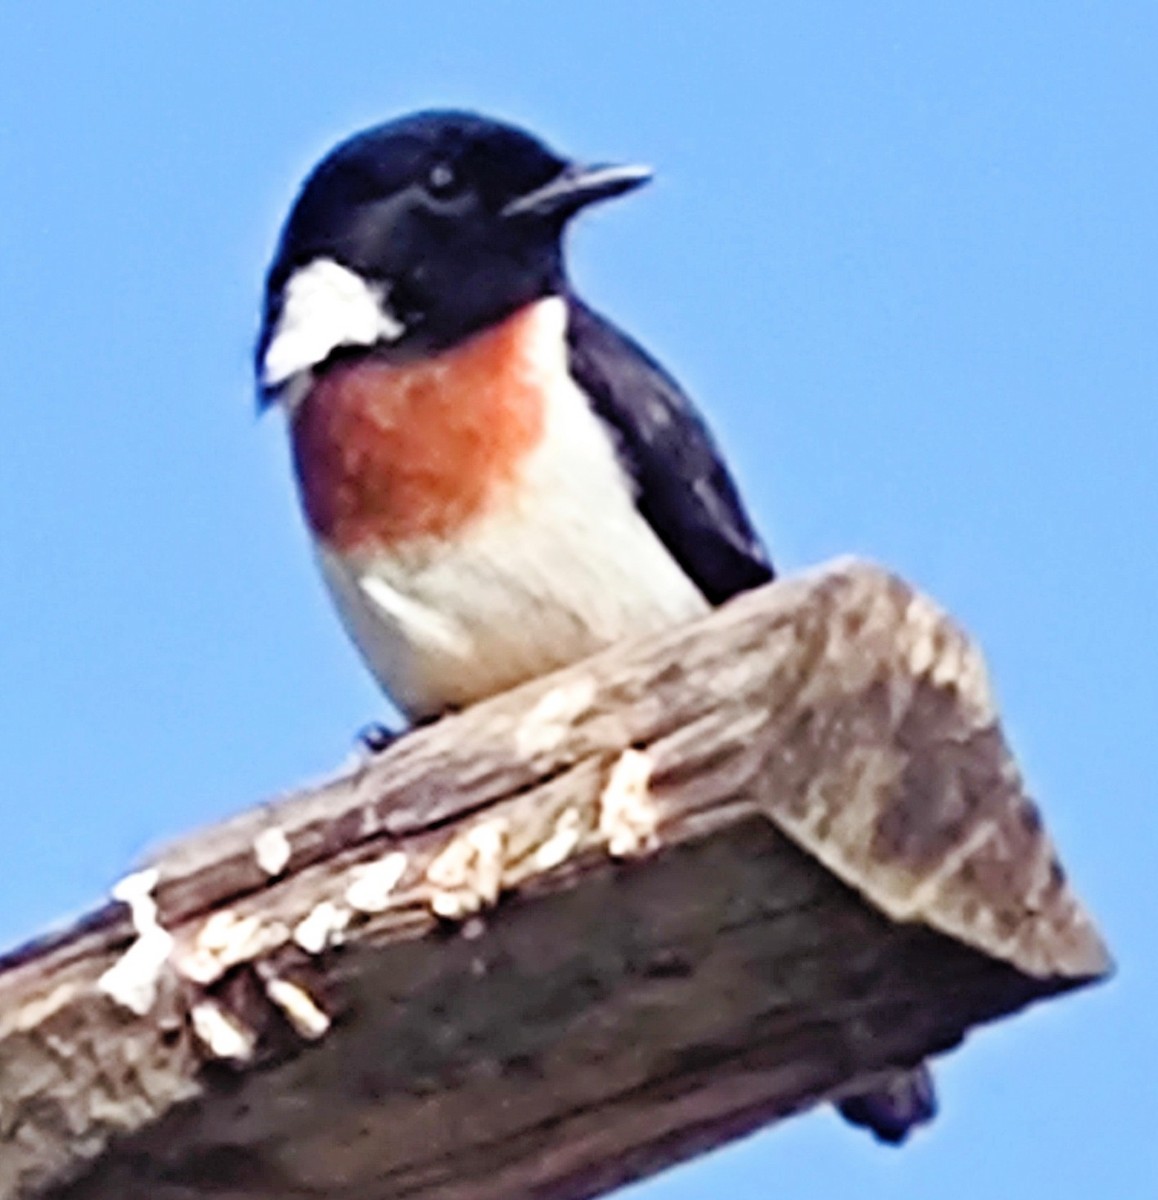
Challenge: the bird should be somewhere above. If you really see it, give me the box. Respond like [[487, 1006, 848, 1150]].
[[255, 108, 935, 1144]]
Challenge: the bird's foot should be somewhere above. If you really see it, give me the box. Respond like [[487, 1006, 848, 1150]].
[[355, 708, 448, 756], [356, 722, 403, 754]]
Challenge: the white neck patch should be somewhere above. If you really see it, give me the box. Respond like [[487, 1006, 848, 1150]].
[[262, 258, 405, 390]]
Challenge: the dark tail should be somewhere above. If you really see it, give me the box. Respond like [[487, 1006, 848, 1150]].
[[837, 1064, 937, 1144]]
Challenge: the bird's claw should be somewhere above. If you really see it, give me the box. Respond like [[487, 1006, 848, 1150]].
[[357, 722, 401, 754]]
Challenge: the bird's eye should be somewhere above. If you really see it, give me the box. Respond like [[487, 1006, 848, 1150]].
[[425, 162, 462, 198]]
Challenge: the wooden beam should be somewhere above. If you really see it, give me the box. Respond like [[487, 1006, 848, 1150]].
[[0, 561, 1110, 1200]]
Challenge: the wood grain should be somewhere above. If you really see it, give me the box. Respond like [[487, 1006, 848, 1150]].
[[0, 560, 1110, 1200]]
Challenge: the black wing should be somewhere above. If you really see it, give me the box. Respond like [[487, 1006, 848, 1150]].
[[566, 298, 774, 605]]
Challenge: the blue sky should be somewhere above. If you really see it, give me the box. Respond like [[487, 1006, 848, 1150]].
[[2, 4, 1154, 1195]]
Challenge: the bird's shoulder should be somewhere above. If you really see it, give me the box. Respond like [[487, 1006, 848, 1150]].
[[564, 297, 774, 605]]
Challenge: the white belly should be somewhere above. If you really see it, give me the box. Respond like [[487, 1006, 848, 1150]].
[[314, 342, 708, 721]]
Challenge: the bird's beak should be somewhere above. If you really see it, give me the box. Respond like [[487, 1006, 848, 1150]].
[[502, 162, 653, 221]]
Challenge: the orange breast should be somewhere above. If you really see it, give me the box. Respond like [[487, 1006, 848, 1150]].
[[291, 305, 549, 552]]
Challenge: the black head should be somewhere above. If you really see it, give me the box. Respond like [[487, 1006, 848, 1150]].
[[257, 110, 650, 404]]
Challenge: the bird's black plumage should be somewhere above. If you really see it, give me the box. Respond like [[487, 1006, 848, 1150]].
[[566, 298, 774, 605], [837, 1064, 938, 1144]]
